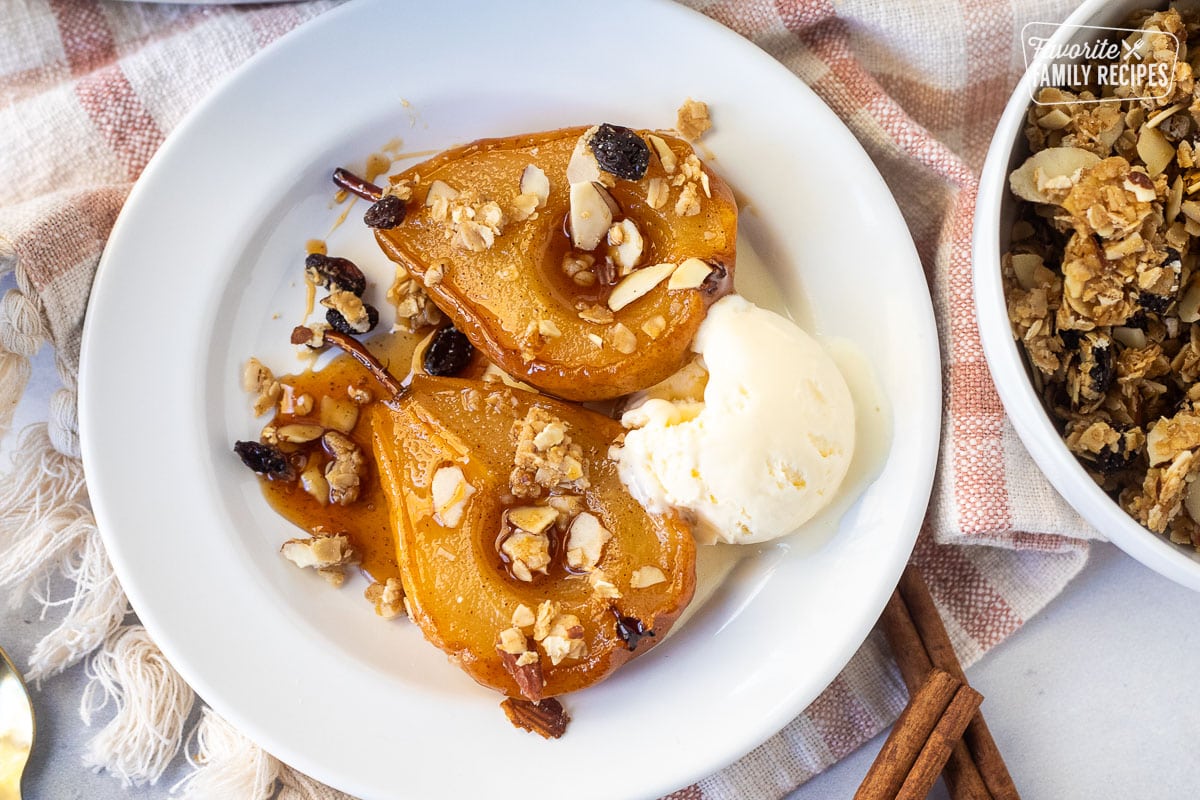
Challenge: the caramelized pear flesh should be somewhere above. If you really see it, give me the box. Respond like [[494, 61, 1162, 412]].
[[371, 375, 696, 699], [374, 126, 737, 401]]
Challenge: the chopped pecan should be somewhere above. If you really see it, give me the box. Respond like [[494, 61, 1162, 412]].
[[499, 697, 569, 739], [498, 643, 544, 702]]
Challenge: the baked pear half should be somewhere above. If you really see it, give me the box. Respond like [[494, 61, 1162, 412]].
[[370, 375, 696, 700], [373, 125, 737, 401]]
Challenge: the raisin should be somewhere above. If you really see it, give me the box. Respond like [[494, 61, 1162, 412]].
[[1058, 328, 1082, 349], [234, 441, 295, 481], [363, 195, 406, 229], [423, 325, 474, 376], [611, 607, 655, 651], [1138, 291, 1172, 315], [1124, 310, 1148, 330], [589, 124, 650, 181], [1080, 333, 1114, 398], [1093, 439, 1137, 474], [327, 303, 379, 335], [305, 253, 366, 296]]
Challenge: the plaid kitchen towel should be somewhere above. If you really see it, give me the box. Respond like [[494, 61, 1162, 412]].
[[0, 0, 1093, 798]]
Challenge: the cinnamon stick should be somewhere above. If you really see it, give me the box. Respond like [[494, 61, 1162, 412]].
[[895, 682, 983, 800], [880, 591, 991, 800], [853, 669, 962, 800], [898, 567, 1020, 800]]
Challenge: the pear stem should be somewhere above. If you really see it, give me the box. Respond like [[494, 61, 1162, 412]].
[[324, 330, 406, 399], [332, 168, 384, 202]]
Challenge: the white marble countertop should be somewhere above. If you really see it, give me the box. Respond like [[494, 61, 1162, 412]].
[[6, 275, 1200, 800]]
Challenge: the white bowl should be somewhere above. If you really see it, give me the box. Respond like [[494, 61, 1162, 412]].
[[974, 0, 1200, 591]]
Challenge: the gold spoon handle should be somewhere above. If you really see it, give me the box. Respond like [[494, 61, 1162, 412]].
[[0, 645, 33, 800]]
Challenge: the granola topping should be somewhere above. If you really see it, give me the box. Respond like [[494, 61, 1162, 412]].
[[509, 407, 589, 498], [243, 357, 282, 416], [1004, 6, 1200, 550], [280, 531, 359, 587], [365, 578, 406, 619], [530, 599, 587, 665], [675, 97, 712, 141], [388, 264, 444, 333], [322, 431, 365, 506]]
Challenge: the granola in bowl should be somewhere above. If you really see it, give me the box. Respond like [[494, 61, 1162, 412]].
[[1002, 5, 1200, 549]]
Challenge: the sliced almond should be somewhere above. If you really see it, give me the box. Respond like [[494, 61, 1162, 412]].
[[630, 565, 667, 588], [608, 218, 644, 273], [1186, 479, 1200, 524], [1180, 200, 1200, 224], [300, 459, 330, 506], [1179, 278, 1200, 323], [1146, 101, 1188, 130], [1008, 147, 1100, 203], [646, 177, 669, 209], [1168, 175, 1185, 224], [276, 423, 325, 443], [1036, 108, 1072, 130], [431, 464, 475, 528], [425, 179, 459, 206], [565, 512, 611, 572], [1112, 326, 1147, 349], [647, 134, 677, 174], [608, 262, 676, 312], [1010, 253, 1045, 290], [568, 181, 617, 250], [668, 257, 713, 290], [1147, 417, 1200, 466], [1137, 126, 1175, 177], [520, 165, 550, 206], [508, 505, 559, 535], [566, 127, 601, 184]]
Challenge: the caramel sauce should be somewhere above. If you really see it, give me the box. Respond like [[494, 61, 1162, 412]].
[[305, 239, 327, 255], [380, 137, 405, 158], [365, 152, 391, 184], [328, 200, 356, 237], [259, 332, 422, 582], [258, 330, 491, 583]]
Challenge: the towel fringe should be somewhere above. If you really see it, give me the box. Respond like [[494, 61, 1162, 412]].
[[26, 523, 129, 682], [173, 708, 280, 800], [0, 285, 46, 445], [81, 625, 196, 787]]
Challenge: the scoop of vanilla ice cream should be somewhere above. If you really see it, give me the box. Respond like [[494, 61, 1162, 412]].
[[615, 294, 855, 545]]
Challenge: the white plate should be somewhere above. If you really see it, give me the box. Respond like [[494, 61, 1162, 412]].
[[78, 1, 939, 798]]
